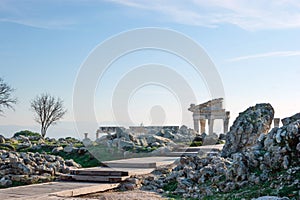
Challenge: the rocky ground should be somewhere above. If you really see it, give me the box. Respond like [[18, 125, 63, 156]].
[[0, 132, 90, 187], [87, 124, 224, 161], [115, 103, 300, 200]]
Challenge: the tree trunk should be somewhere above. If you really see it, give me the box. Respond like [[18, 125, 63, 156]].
[[41, 126, 47, 138]]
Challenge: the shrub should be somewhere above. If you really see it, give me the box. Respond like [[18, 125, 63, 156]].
[[13, 130, 41, 138]]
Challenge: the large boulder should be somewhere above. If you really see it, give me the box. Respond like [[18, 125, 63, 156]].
[[145, 135, 173, 146], [221, 103, 274, 158], [116, 128, 136, 142], [0, 176, 12, 187]]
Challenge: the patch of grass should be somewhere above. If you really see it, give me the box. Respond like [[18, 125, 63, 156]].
[[190, 141, 202, 147], [163, 181, 178, 192], [20, 146, 52, 154], [250, 167, 263, 176], [87, 144, 124, 162], [56, 151, 101, 168]]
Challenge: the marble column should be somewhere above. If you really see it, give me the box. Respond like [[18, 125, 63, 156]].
[[223, 111, 230, 133], [274, 118, 280, 128], [208, 118, 214, 135], [193, 119, 200, 133], [200, 119, 206, 133], [96, 130, 100, 139], [84, 133, 88, 139]]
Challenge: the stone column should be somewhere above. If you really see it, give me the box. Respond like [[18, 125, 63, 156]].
[[208, 118, 214, 135], [274, 118, 280, 128], [84, 133, 88, 139], [96, 130, 100, 139], [223, 111, 230, 133], [193, 119, 200, 133], [200, 119, 206, 133]]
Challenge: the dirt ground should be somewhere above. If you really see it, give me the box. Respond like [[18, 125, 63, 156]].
[[78, 190, 167, 200]]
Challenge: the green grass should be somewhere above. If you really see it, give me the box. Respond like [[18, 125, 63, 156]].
[[56, 151, 101, 168], [190, 141, 202, 147], [87, 144, 124, 162], [163, 181, 178, 192]]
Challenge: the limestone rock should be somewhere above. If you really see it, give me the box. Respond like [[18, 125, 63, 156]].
[[118, 140, 135, 150], [51, 146, 63, 154], [17, 142, 32, 151], [0, 176, 12, 187], [221, 103, 274, 158], [63, 145, 77, 153], [65, 159, 81, 168]]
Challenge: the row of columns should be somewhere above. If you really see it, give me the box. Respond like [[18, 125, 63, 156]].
[[194, 118, 229, 134]]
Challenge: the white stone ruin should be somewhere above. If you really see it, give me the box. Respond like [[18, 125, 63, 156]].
[[188, 98, 230, 134]]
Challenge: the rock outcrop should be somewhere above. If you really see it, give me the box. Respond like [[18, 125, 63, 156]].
[[221, 103, 274, 158]]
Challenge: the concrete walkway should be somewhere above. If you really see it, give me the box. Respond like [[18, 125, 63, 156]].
[[102, 156, 178, 168], [0, 182, 119, 200]]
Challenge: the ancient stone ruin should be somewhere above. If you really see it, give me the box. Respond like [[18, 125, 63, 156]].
[[188, 98, 230, 134], [120, 103, 300, 199]]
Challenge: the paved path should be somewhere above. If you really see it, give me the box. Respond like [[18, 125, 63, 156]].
[[102, 156, 178, 168], [0, 182, 119, 200]]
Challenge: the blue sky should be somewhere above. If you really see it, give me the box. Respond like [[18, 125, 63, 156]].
[[1, 0, 300, 138]]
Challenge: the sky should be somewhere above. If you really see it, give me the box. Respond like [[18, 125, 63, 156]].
[[1, 0, 300, 139]]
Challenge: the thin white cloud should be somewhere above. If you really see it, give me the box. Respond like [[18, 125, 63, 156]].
[[227, 51, 300, 62], [0, 18, 75, 30], [1, 0, 300, 30], [0, 0, 77, 29], [110, 0, 300, 31]]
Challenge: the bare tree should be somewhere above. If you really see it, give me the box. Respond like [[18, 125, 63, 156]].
[[31, 94, 67, 138], [0, 78, 17, 114]]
